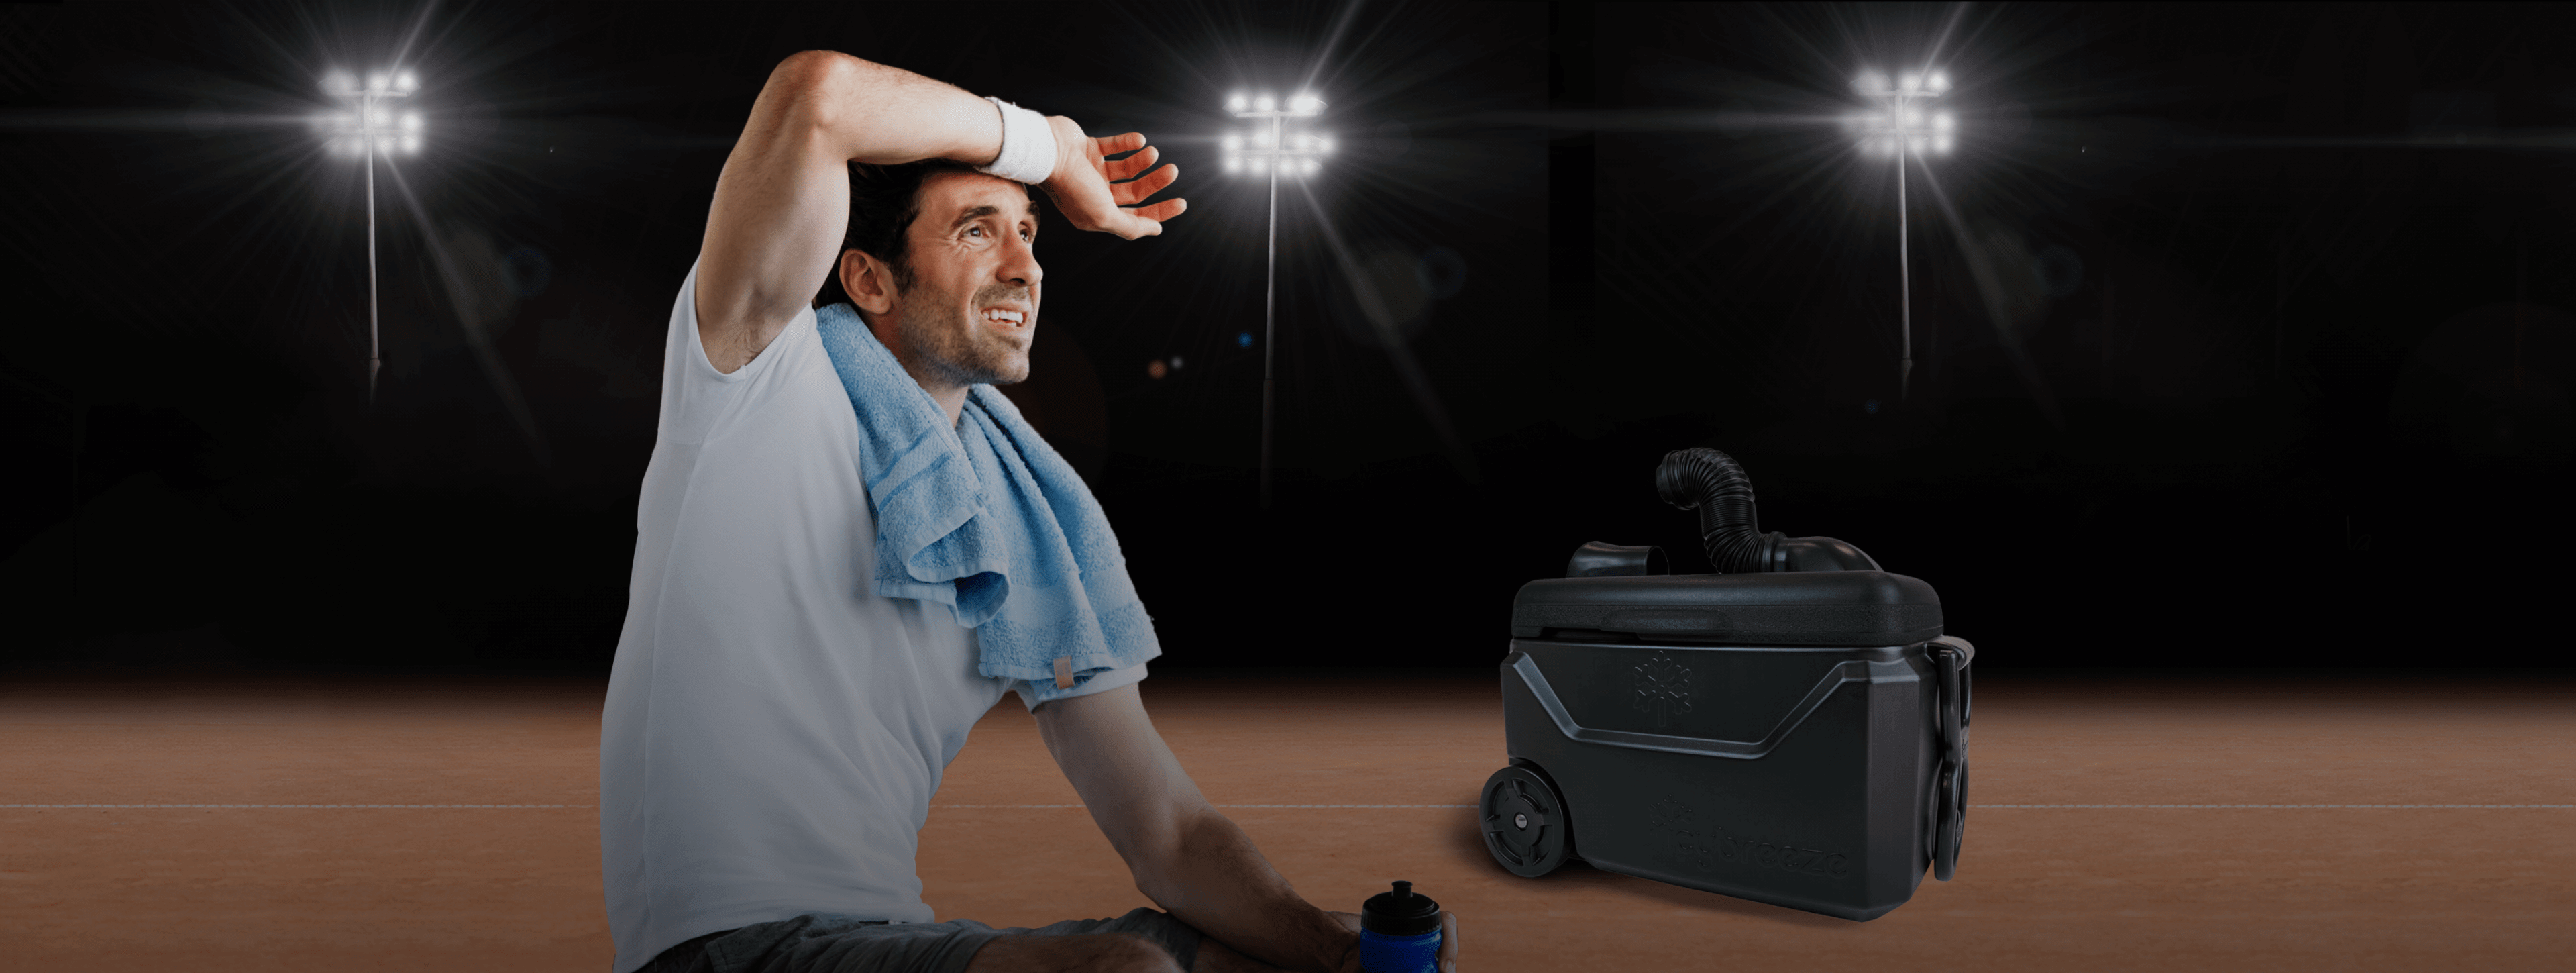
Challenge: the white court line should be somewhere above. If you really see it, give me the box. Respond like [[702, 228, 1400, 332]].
[[9, 803, 2565, 811], [1, 804, 591, 809], [941, 803, 2574, 810]]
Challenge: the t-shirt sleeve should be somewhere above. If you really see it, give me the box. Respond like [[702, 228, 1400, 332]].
[[1010, 662, 1148, 711]]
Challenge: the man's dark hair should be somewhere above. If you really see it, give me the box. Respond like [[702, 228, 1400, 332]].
[[813, 158, 1036, 309]]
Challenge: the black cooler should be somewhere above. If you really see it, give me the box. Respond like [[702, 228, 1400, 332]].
[[1477, 448, 1974, 922]]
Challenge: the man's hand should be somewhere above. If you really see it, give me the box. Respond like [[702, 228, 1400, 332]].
[[1326, 911, 1460, 973], [1039, 116, 1186, 239]]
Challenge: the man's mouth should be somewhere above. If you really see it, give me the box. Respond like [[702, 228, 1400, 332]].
[[981, 308, 1027, 325]]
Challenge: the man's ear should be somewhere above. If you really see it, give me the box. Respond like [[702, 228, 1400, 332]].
[[839, 249, 897, 319]]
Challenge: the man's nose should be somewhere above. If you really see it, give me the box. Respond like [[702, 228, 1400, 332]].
[[998, 234, 1042, 289]]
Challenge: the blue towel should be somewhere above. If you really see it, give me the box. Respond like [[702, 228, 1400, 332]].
[[812, 303, 1160, 701]]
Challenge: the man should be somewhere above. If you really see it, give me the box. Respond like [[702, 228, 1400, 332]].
[[600, 50, 1460, 973]]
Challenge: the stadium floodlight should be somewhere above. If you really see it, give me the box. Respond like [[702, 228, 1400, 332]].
[[319, 68, 419, 403], [1850, 68, 1953, 399], [1222, 91, 1330, 507]]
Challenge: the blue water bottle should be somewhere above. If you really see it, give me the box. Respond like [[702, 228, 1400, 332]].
[[1359, 880, 1442, 973]]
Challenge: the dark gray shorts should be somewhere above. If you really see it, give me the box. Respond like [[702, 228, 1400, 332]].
[[641, 907, 1202, 973]]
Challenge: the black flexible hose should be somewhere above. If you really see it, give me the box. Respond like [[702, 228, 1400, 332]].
[[1654, 448, 1784, 574]]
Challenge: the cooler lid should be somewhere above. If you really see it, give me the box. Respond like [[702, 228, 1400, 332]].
[[1511, 572, 1943, 646]]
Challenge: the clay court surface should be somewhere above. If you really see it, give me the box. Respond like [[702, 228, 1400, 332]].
[[3, 670, 2569, 972]]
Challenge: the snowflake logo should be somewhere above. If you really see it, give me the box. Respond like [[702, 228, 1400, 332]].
[[1631, 651, 1693, 729]]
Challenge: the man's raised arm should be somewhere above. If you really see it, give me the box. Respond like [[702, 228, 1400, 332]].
[[697, 52, 988, 373], [695, 51, 1185, 374]]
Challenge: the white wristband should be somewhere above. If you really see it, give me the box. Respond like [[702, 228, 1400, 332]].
[[975, 97, 1057, 185]]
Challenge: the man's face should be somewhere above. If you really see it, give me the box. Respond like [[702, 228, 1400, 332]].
[[879, 171, 1042, 387]]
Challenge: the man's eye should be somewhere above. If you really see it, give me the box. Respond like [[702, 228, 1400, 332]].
[[966, 227, 986, 238]]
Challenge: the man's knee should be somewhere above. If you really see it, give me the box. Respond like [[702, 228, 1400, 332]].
[[965, 931, 1183, 973]]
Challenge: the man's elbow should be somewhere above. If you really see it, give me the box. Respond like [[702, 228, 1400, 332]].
[[767, 50, 855, 95], [1124, 805, 1230, 903], [1122, 825, 1191, 894], [759, 50, 870, 128]]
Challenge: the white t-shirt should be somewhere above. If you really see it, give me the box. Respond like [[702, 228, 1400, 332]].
[[600, 264, 1146, 973]]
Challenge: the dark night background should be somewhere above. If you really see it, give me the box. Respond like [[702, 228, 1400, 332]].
[[1, 1, 2567, 676]]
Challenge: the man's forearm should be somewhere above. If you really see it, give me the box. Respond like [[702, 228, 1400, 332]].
[[1142, 807, 1356, 973], [781, 52, 1002, 168]]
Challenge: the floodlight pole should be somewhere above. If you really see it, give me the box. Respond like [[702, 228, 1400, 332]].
[[1858, 75, 1947, 401], [1224, 96, 1326, 509], [1896, 112, 1910, 401], [1262, 111, 1280, 509], [326, 74, 413, 405], [364, 98, 380, 403]]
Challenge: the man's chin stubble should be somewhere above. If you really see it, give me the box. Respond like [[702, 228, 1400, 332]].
[[912, 321, 1028, 387]]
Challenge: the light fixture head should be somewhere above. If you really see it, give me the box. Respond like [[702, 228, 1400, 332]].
[[369, 73, 389, 92], [1289, 94, 1321, 113], [1301, 158, 1320, 174], [1228, 94, 1248, 111], [1253, 95, 1275, 111], [327, 72, 355, 94], [1933, 135, 1953, 154], [1900, 74, 1921, 92], [1254, 128, 1272, 146], [1222, 135, 1243, 150], [1855, 72, 1885, 95], [403, 113, 421, 131], [1318, 136, 1334, 153], [1928, 71, 1950, 92], [397, 72, 417, 91], [1933, 113, 1953, 131], [403, 135, 421, 153], [1292, 133, 1309, 149], [1225, 157, 1242, 174]]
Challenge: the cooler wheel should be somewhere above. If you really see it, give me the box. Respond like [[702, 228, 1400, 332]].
[[1479, 764, 1572, 878], [1933, 758, 1968, 880]]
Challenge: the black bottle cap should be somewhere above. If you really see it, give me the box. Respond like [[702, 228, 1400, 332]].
[[1360, 880, 1441, 936]]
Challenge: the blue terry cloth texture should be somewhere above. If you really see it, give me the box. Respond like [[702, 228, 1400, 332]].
[[812, 302, 1160, 703]]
